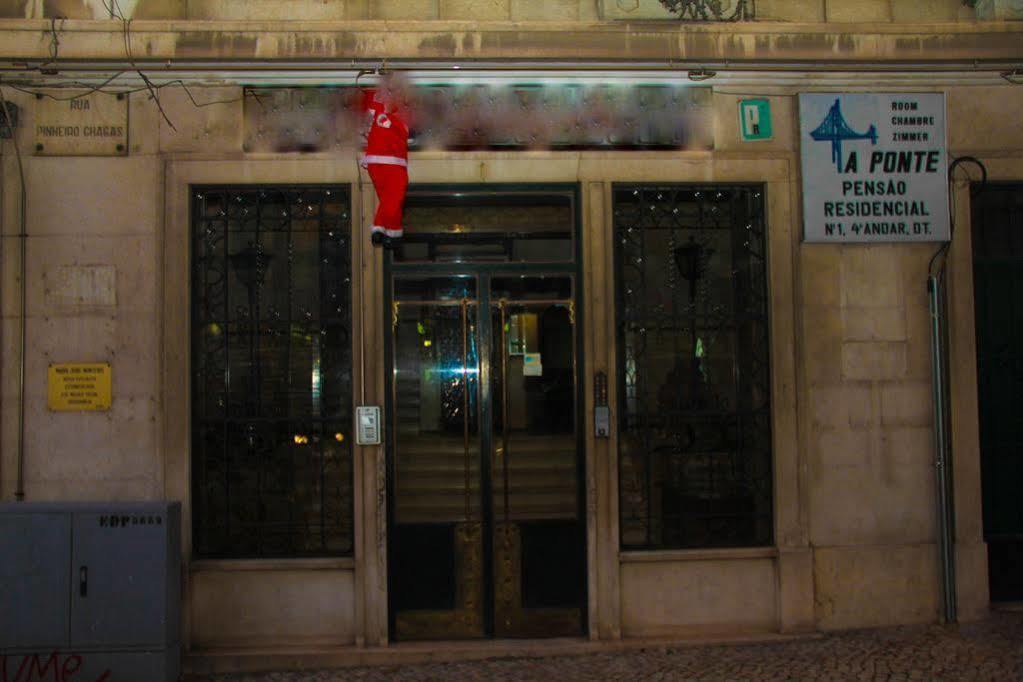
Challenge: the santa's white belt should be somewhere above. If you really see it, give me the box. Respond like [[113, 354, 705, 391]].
[[361, 155, 408, 168]]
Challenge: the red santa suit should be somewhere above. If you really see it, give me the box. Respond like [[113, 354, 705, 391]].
[[361, 89, 409, 241]]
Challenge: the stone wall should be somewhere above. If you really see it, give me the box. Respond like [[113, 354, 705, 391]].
[[602, 0, 973, 22], [1, 89, 163, 502], [1, 71, 1020, 646], [802, 87, 1023, 630], [0, 0, 993, 21], [802, 243, 942, 629]]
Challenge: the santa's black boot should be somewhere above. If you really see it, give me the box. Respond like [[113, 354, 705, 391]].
[[370, 231, 386, 247]]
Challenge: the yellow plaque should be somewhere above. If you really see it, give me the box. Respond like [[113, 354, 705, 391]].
[[47, 363, 112, 411]]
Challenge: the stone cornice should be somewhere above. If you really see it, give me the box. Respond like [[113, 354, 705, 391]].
[[0, 20, 1020, 64]]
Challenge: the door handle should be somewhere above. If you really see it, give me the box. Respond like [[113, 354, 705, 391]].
[[498, 301, 510, 525], [79, 566, 88, 597], [461, 298, 472, 522]]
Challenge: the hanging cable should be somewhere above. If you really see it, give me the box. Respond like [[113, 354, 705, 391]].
[[929, 156, 987, 280], [2, 79, 244, 108], [38, 16, 67, 71], [102, 0, 177, 130]]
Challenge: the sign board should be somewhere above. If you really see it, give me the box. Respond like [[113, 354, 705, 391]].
[[799, 93, 949, 243], [739, 99, 772, 141], [47, 363, 112, 411], [523, 353, 543, 377], [244, 84, 715, 153], [46, 265, 117, 308], [35, 92, 128, 156]]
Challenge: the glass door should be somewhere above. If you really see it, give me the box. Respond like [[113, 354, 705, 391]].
[[390, 278, 484, 639], [388, 274, 584, 640], [490, 276, 584, 638]]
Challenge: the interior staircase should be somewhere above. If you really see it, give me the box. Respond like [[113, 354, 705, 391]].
[[394, 435, 578, 524]]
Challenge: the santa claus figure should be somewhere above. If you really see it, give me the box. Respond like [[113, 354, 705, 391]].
[[361, 74, 411, 248]]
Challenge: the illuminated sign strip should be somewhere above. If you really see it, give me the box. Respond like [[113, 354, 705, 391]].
[[244, 84, 714, 153]]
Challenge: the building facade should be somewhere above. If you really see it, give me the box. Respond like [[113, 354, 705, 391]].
[[0, 0, 1022, 674]]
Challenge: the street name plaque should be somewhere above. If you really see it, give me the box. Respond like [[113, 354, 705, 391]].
[[35, 92, 128, 156]]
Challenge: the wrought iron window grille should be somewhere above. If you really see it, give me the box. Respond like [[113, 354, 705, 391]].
[[191, 186, 354, 558], [615, 185, 772, 551], [658, 0, 755, 21]]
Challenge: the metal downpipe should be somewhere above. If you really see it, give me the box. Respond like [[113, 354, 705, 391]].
[[0, 87, 27, 502], [15, 143, 25, 502], [928, 273, 956, 622]]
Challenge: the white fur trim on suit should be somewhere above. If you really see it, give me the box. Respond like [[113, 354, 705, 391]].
[[370, 225, 404, 238], [361, 155, 407, 167]]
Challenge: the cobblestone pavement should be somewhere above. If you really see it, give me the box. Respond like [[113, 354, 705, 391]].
[[199, 610, 1023, 681]]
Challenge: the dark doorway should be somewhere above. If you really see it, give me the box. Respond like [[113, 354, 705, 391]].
[[972, 183, 1023, 602]]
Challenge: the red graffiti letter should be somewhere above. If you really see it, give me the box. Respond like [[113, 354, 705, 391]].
[[61, 654, 82, 680], [22, 652, 59, 681], [11, 654, 32, 682]]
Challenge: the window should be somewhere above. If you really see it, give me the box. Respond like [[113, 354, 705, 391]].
[[394, 189, 575, 263], [191, 186, 353, 558], [615, 185, 772, 550]]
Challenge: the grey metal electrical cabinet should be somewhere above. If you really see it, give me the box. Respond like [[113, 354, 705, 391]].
[[0, 502, 181, 682]]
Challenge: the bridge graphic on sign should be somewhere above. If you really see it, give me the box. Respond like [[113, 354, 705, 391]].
[[810, 98, 878, 170]]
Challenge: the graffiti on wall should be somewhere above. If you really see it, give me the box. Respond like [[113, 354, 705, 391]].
[[0, 652, 111, 682]]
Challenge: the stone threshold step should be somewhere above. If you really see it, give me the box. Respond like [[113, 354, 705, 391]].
[[992, 601, 1023, 612], [183, 630, 821, 676]]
